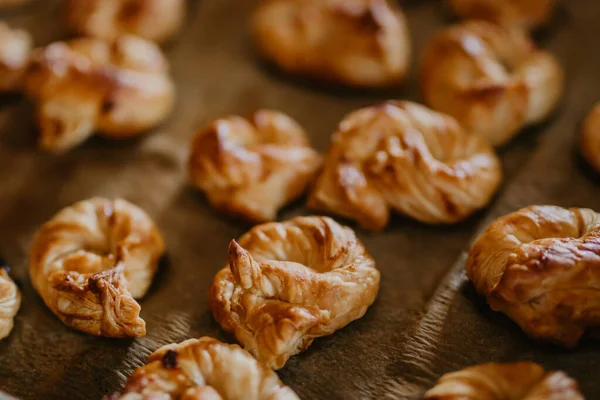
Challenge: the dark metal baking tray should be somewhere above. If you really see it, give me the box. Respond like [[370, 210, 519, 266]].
[[1, 1, 600, 399]]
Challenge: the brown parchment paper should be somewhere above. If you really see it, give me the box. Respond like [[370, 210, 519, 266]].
[[1, 1, 600, 399]]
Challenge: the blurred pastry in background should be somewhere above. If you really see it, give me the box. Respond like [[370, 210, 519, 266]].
[[24, 35, 175, 153], [29, 198, 165, 338], [421, 20, 564, 147], [251, 0, 411, 88], [425, 361, 583, 399], [189, 110, 322, 222], [0, 22, 32, 92], [468, 205, 600, 348], [109, 337, 299, 399], [0, 266, 21, 340], [209, 216, 380, 369], [580, 102, 600, 172], [309, 101, 502, 230], [448, 0, 557, 30], [65, 0, 185, 44]]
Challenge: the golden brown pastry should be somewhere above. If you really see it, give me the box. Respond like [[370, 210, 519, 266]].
[[0, 22, 32, 92], [29, 198, 164, 338], [580, 102, 600, 173], [425, 361, 583, 399], [421, 20, 564, 147], [0, 268, 21, 339], [109, 337, 299, 400], [467, 205, 600, 348], [448, 0, 557, 30], [24, 35, 175, 153], [308, 101, 502, 231], [65, 0, 185, 43], [209, 216, 380, 369], [188, 110, 322, 222], [251, 0, 411, 88]]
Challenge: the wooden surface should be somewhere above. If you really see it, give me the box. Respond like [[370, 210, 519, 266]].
[[1, 1, 600, 399]]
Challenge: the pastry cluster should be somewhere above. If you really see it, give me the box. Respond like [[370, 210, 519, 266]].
[[2, 0, 598, 398]]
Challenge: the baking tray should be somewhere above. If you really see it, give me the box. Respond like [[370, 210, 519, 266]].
[[1, 1, 600, 399]]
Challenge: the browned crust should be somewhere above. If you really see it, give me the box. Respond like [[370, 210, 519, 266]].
[[188, 110, 322, 223], [29, 198, 165, 338], [208, 216, 380, 369], [251, 0, 411, 88], [467, 205, 600, 347], [308, 101, 502, 230], [65, 0, 186, 43], [448, 0, 557, 30], [425, 361, 583, 399], [111, 337, 299, 399]]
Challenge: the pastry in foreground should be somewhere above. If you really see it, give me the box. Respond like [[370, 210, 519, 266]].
[[447, 0, 557, 30], [0, 22, 32, 92], [425, 361, 583, 399], [209, 216, 380, 369], [65, 0, 185, 43], [189, 110, 322, 222], [580, 102, 600, 172], [29, 198, 164, 338], [251, 0, 411, 88], [468, 205, 600, 347], [107, 337, 298, 400], [421, 20, 564, 147], [0, 267, 21, 339], [24, 35, 175, 153], [308, 101, 502, 230]]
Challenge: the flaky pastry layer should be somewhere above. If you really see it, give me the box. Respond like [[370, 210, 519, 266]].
[[29, 198, 164, 338], [309, 101, 502, 230], [0, 268, 21, 339], [421, 20, 563, 146], [209, 216, 380, 369]]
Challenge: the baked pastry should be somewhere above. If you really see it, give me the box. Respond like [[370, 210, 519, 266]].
[[0, 22, 32, 92], [29, 198, 164, 338], [109, 337, 299, 400], [188, 110, 322, 222], [65, 0, 185, 43], [468, 205, 600, 347], [209, 216, 380, 369], [0, 267, 21, 339], [421, 20, 564, 146], [448, 0, 557, 30], [308, 101, 502, 231], [24, 35, 175, 153], [424, 361, 583, 399], [580, 102, 600, 173], [251, 0, 411, 88]]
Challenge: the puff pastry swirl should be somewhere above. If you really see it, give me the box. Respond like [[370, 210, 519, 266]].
[[29, 198, 164, 338], [308, 101, 502, 230], [0, 268, 21, 339], [209, 216, 380, 369], [109, 337, 299, 400], [25, 35, 175, 153], [468, 205, 600, 347], [580, 102, 600, 173], [189, 110, 321, 222], [425, 361, 583, 399], [0, 22, 32, 92], [251, 0, 411, 88], [421, 20, 564, 146], [448, 0, 557, 30], [65, 0, 185, 43]]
